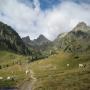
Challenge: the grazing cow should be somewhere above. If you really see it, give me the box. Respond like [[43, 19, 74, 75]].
[[79, 64, 86, 68], [0, 77, 3, 80], [67, 64, 70, 67], [79, 64, 84, 68], [25, 70, 29, 75], [7, 76, 11, 80]]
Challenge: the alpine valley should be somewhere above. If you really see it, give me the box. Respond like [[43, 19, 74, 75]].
[[0, 21, 90, 90]]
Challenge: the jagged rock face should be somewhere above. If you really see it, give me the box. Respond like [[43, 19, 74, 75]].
[[73, 22, 90, 33], [33, 34, 50, 46], [54, 22, 90, 53], [22, 36, 35, 49], [22, 36, 31, 44], [22, 34, 51, 51], [0, 21, 31, 55]]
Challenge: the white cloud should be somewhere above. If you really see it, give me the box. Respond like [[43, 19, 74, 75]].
[[0, 0, 90, 40]]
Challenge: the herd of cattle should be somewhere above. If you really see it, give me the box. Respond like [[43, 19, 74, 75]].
[[0, 63, 87, 80], [0, 70, 30, 80], [67, 63, 86, 68]]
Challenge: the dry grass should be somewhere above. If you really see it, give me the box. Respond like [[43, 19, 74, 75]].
[[30, 52, 90, 90]]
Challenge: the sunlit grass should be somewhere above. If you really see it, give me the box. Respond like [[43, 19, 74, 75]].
[[30, 52, 90, 90], [0, 51, 30, 88], [0, 50, 90, 89]]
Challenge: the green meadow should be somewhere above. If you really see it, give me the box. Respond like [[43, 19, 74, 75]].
[[30, 52, 90, 90], [0, 51, 90, 90], [0, 51, 30, 88]]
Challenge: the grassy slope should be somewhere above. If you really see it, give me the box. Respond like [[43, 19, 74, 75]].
[[30, 52, 90, 90], [0, 51, 30, 88]]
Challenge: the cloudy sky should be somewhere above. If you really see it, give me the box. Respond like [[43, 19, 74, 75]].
[[0, 0, 90, 40]]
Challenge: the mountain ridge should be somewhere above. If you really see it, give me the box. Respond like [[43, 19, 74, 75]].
[[0, 21, 31, 55], [0, 21, 90, 55], [22, 34, 51, 51], [53, 22, 90, 53]]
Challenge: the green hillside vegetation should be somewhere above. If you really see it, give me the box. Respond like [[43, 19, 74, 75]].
[[0, 51, 31, 88], [30, 52, 90, 90]]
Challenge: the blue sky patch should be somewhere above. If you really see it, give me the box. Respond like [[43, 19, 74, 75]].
[[19, 0, 90, 11], [39, 0, 61, 10]]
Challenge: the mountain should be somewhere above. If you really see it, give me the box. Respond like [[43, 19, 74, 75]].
[[54, 22, 90, 54], [73, 22, 90, 32], [0, 21, 31, 55], [22, 36, 36, 51], [22, 34, 51, 50], [22, 36, 31, 44], [33, 34, 50, 46]]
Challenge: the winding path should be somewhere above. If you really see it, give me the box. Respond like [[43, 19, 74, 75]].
[[19, 69, 37, 90]]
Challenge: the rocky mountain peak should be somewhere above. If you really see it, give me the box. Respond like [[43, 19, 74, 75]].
[[25, 36, 30, 40], [76, 22, 87, 27], [33, 34, 50, 45], [22, 36, 31, 43], [34, 34, 49, 42], [73, 22, 90, 32], [38, 34, 47, 40]]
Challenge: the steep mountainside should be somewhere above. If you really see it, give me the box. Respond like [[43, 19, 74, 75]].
[[22, 36, 34, 48], [54, 22, 90, 53], [0, 21, 31, 55]]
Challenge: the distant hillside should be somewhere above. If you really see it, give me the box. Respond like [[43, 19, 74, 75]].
[[0, 21, 31, 55], [33, 34, 50, 46], [54, 22, 90, 54], [22, 36, 33, 48], [22, 22, 90, 55], [22, 36, 31, 44], [22, 34, 52, 51]]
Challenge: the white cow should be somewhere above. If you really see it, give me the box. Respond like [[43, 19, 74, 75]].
[[7, 76, 11, 80], [0, 77, 3, 80], [67, 64, 70, 67], [79, 64, 84, 68], [25, 70, 29, 75]]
